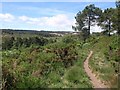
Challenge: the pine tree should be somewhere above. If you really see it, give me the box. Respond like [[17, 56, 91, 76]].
[[73, 4, 102, 40], [98, 8, 115, 36]]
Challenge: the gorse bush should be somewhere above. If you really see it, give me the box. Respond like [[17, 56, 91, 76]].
[[2, 35, 85, 89], [62, 35, 76, 44], [104, 36, 120, 74], [2, 29, 119, 89], [2, 36, 49, 50], [88, 35, 119, 88]]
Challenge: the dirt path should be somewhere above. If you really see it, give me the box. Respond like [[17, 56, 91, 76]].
[[84, 51, 108, 88]]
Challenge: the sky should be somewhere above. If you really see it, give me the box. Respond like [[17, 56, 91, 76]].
[[0, 2, 116, 32]]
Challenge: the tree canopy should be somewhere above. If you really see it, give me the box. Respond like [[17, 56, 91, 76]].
[[98, 8, 116, 36], [73, 4, 102, 40], [115, 0, 120, 35], [73, 3, 120, 38]]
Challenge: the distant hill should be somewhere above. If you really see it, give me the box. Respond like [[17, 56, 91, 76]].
[[1, 29, 72, 37]]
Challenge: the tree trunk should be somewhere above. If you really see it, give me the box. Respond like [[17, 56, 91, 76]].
[[88, 16, 91, 35], [108, 20, 111, 36], [118, 7, 120, 35]]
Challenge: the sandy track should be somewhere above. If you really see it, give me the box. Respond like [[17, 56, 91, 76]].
[[84, 51, 108, 88]]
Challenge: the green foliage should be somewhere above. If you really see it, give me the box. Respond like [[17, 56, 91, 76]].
[[66, 66, 85, 82], [2, 3, 119, 89], [2, 37, 14, 50], [73, 3, 119, 36], [73, 4, 102, 40], [2, 34, 92, 89], [88, 35, 119, 88], [98, 8, 116, 36], [64, 65, 92, 88], [2, 36, 48, 50], [115, 0, 120, 35], [103, 36, 120, 76], [62, 35, 75, 44]]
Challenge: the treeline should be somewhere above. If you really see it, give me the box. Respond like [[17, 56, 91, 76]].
[[73, 1, 120, 40], [2, 36, 50, 50], [2, 29, 57, 37], [1, 29, 71, 37]]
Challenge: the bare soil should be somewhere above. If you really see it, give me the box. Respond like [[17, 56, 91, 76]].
[[84, 51, 108, 88]]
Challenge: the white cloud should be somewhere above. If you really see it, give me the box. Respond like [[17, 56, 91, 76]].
[[19, 14, 74, 29], [0, 13, 15, 22], [46, 14, 72, 27], [1, 13, 103, 32], [18, 16, 28, 21]]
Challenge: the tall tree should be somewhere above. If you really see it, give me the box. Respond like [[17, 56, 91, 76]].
[[98, 8, 115, 36], [73, 4, 102, 40], [115, 0, 120, 35]]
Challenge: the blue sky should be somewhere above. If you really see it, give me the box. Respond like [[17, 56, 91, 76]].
[[0, 2, 116, 32]]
